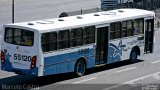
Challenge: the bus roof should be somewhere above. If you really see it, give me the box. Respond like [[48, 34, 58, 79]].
[[5, 8, 155, 33]]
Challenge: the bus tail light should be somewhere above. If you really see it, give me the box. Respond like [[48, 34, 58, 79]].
[[30, 56, 37, 69], [1, 50, 5, 64]]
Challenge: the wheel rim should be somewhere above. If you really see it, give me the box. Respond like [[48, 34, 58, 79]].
[[77, 61, 85, 76], [131, 51, 137, 61]]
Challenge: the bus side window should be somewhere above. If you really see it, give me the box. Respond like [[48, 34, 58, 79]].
[[42, 33, 49, 52], [115, 22, 121, 39], [139, 19, 144, 34], [134, 18, 144, 35], [134, 19, 139, 35], [41, 32, 57, 52], [58, 30, 70, 49], [110, 23, 115, 39], [83, 26, 95, 44], [49, 32, 57, 51], [70, 28, 83, 47], [127, 20, 134, 36], [122, 21, 127, 37], [110, 22, 121, 40]]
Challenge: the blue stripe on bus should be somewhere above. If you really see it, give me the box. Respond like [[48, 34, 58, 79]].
[[43, 48, 95, 76]]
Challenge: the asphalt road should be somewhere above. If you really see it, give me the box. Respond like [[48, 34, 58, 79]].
[[0, 0, 160, 90]]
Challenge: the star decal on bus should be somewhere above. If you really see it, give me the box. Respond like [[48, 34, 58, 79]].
[[109, 40, 126, 57], [4, 49, 11, 60]]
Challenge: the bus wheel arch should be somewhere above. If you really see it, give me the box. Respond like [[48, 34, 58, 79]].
[[130, 46, 140, 62], [74, 57, 87, 77]]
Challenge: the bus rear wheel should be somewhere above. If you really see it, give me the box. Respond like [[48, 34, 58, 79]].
[[75, 60, 86, 77], [130, 50, 138, 63]]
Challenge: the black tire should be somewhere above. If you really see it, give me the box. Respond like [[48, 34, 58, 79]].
[[75, 60, 86, 77], [130, 50, 138, 63]]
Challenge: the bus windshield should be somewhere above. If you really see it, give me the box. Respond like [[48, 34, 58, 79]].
[[4, 27, 34, 46]]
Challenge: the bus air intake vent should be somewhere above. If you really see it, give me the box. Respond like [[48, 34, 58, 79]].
[[118, 10, 124, 13], [94, 13, 100, 16], [77, 16, 83, 19], [101, 12, 116, 15], [36, 20, 54, 24], [58, 18, 64, 21], [28, 22, 34, 25]]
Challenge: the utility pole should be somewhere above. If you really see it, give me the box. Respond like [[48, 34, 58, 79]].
[[12, 0, 15, 23]]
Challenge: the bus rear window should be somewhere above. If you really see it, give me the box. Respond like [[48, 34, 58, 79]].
[[4, 27, 34, 46]]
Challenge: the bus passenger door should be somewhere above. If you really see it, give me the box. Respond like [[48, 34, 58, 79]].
[[96, 26, 109, 65], [145, 19, 154, 53]]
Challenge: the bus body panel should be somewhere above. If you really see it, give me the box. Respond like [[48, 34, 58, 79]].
[[43, 45, 95, 76], [37, 31, 44, 76], [108, 36, 145, 64], [121, 36, 145, 59], [108, 39, 122, 64], [1, 45, 39, 76]]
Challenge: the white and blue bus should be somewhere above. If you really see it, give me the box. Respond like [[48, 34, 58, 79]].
[[1, 9, 155, 77]]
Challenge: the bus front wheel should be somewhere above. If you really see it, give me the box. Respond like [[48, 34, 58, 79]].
[[130, 50, 138, 62], [75, 59, 86, 77]]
